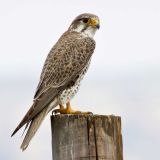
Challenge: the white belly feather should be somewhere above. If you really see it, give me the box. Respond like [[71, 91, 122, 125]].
[[58, 60, 91, 104]]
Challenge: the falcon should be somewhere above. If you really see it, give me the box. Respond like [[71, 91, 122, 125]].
[[11, 13, 100, 151]]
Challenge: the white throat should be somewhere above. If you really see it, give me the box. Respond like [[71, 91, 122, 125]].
[[71, 24, 97, 38], [83, 26, 97, 38]]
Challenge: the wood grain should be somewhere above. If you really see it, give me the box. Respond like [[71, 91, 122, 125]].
[[51, 115, 123, 160]]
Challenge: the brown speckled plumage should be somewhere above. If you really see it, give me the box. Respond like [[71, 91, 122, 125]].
[[11, 13, 99, 151], [34, 31, 95, 98]]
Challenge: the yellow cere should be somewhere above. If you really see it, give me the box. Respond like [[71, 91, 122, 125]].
[[89, 18, 99, 27]]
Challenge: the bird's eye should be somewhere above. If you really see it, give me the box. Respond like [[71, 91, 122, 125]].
[[83, 18, 88, 23]]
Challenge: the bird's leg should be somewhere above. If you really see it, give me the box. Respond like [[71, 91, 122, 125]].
[[53, 102, 93, 115], [52, 104, 66, 114], [65, 102, 75, 113], [52, 102, 74, 114], [66, 102, 93, 114], [59, 104, 65, 110]]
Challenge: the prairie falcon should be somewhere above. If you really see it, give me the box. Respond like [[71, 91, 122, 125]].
[[11, 13, 100, 151]]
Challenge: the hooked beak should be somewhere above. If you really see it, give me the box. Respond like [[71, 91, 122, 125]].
[[89, 18, 100, 29], [96, 24, 100, 29]]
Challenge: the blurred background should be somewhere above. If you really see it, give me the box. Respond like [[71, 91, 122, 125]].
[[1, 0, 160, 159]]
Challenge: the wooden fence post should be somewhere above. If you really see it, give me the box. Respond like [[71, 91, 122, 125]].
[[51, 114, 123, 160]]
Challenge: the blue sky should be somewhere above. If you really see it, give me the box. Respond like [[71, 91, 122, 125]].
[[1, 0, 160, 159]]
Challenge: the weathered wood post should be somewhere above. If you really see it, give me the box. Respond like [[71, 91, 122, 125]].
[[51, 115, 123, 160]]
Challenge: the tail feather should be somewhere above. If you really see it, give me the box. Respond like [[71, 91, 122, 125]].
[[21, 122, 30, 138], [20, 98, 58, 151], [20, 107, 48, 151]]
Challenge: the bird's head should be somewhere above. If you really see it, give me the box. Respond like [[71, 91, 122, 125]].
[[69, 13, 100, 38]]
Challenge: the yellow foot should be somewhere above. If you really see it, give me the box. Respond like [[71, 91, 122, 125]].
[[53, 102, 93, 115], [52, 104, 65, 114]]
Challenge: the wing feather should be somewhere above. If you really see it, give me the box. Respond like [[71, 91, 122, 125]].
[[34, 31, 95, 98]]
